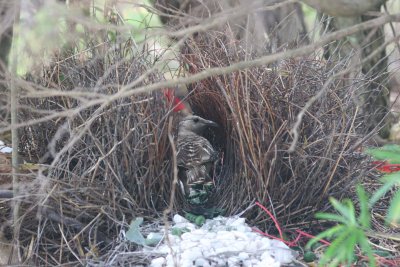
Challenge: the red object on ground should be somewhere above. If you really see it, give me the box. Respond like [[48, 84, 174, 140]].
[[254, 201, 330, 247], [372, 161, 400, 173], [164, 88, 186, 112], [255, 202, 284, 240]]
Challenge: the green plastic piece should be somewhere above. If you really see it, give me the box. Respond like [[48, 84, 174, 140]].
[[145, 233, 163, 246], [303, 251, 317, 262], [171, 227, 191, 237], [184, 212, 206, 226], [126, 217, 146, 245]]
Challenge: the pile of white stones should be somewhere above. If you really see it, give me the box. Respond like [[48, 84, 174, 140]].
[[149, 215, 297, 267], [0, 140, 12, 153]]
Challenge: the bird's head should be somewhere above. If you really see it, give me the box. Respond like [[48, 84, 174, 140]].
[[178, 115, 218, 136]]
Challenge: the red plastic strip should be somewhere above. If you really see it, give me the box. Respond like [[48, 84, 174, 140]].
[[164, 88, 186, 112]]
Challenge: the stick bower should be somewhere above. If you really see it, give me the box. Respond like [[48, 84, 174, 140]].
[[0, 33, 377, 265]]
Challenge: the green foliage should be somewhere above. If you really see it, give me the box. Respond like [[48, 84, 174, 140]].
[[387, 189, 400, 224], [307, 145, 400, 266], [301, 2, 318, 34], [366, 144, 400, 164], [306, 186, 375, 267], [366, 145, 400, 225], [15, 0, 165, 76]]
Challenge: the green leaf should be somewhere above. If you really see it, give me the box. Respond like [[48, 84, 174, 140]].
[[344, 229, 358, 265], [108, 31, 117, 42], [387, 190, 400, 224], [358, 231, 376, 267], [126, 217, 146, 245], [372, 250, 392, 257], [315, 212, 348, 225], [319, 227, 351, 266], [366, 144, 400, 163], [330, 198, 355, 224], [356, 185, 371, 228], [369, 173, 400, 206], [344, 199, 356, 225], [306, 224, 344, 250]]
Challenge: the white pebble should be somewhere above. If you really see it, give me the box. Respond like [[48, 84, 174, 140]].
[[0, 146, 12, 153], [227, 256, 241, 265], [246, 232, 261, 240], [174, 222, 196, 231], [233, 231, 249, 240], [199, 238, 212, 248], [261, 251, 275, 261], [181, 240, 199, 249], [181, 232, 192, 240], [141, 215, 297, 267], [217, 231, 235, 242], [236, 225, 252, 232], [230, 217, 246, 227], [209, 240, 224, 250], [258, 238, 271, 250], [147, 232, 163, 240], [189, 230, 206, 242], [270, 247, 294, 264], [204, 232, 216, 239], [242, 259, 253, 267], [157, 246, 170, 254], [150, 257, 165, 267], [181, 247, 203, 261], [195, 258, 210, 267], [256, 258, 279, 267], [173, 214, 189, 224], [214, 246, 230, 255], [247, 240, 260, 252], [270, 239, 289, 249], [225, 240, 247, 253], [165, 254, 175, 267], [180, 259, 194, 267], [238, 252, 249, 260], [192, 229, 206, 235]]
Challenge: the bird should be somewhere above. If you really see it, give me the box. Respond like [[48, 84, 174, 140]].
[[176, 115, 218, 197]]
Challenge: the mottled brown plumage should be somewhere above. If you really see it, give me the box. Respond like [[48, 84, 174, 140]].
[[177, 115, 218, 195]]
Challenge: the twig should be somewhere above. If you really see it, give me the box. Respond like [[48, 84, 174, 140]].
[[322, 107, 359, 196], [9, 1, 21, 263], [289, 33, 400, 152], [163, 116, 178, 267], [2, 13, 400, 135], [0, 189, 13, 199]]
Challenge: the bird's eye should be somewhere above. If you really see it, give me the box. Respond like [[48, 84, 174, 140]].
[[193, 117, 199, 123]]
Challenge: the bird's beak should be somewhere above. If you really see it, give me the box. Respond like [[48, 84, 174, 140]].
[[204, 119, 218, 127]]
